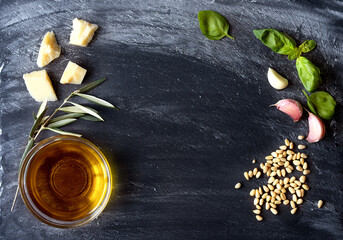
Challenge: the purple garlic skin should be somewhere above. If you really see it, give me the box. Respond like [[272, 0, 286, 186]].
[[306, 111, 325, 143], [272, 99, 303, 122]]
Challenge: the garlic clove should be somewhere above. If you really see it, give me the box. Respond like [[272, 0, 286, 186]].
[[271, 99, 303, 122], [267, 68, 289, 90], [306, 110, 325, 143]]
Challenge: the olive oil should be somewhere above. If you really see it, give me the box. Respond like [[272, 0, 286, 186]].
[[24, 138, 110, 222]]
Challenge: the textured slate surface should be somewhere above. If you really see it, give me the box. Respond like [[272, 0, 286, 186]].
[[0, 0, 342, 239]]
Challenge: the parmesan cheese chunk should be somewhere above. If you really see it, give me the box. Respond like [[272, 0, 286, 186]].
[[60, 61, 87, 84], [23, 70, 57, 102], [37, 32, 61, 67], [69, 18, 98, 47]]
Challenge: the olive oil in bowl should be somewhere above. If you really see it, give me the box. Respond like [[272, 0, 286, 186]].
[[19, 135, 112, 228]]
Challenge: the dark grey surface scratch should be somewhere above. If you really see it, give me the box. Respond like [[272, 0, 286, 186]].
[[0, 0, 342, 239]]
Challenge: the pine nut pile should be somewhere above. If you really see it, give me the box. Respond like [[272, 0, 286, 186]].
[[239, 136, 313, 221]]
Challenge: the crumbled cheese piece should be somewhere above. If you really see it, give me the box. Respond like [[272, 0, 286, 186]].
[[69, 18, 98, 47], [37, 32, 61, 67], [60, 61, 87, 84]]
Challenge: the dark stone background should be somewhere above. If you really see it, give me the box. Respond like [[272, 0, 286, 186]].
[[0, 0, 342, 239]]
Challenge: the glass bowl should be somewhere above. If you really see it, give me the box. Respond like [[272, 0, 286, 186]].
[[19, 135, 112, 228]]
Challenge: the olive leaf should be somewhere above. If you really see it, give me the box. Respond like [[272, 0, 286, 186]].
[[198, 10, 234, 40], [36, 99, 47, 119], [43, 127, 82, 137], [80, 115, 102, 122], [75, 93, 119, 109], [19, 138, 34, 166], [303, 90, 336, 120], [77, 78, 106, 93], [296, 56, 322, 92], [29, 107, 47, 137], [253, 29, 296, 55], [300, 40, 316, 53], [67, 101, 104, 121], [47, 118, 77, 128], [49, 113, 85, 123], [59, 106, 99, 114]]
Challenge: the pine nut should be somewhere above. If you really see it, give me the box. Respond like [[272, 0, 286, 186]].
[[272, 179, 278, 186], [270, 203, 277, 208], [276, 195, 281, 201], [318, 200, 324, 208], [271, 167, 278, 171], [290, 176, 296, 182], [299, 176, 306, 183], [254, 198, 259, 205], [280, 145, 287, 150], [281, 188, 286, 193], [271, 196, 276, 203], [289, 142, 294, 149], [265, 163, 271, 168], [283, 151, 287, 157], [253, 209, 261, 214], [263, 166, 268, 174], [292, 154, 297, 161], [296, 190, 302, 198], [303, 170, 311, 175], [287, 150, 295, 155], [302, 184, 309, 191], [259, 198, 264, 206], [248, 170, 253, 178], [268, 177, 275, 184], [288, 165, 294, 170], [252, 159, 256, 163], [293, 160, 301, 166], [244, 172, 249, 180], [303, 162, 308, 170], [297, 198, 303, 205], [268, 184, 274, 191], [270, 208, 278, 215], [296, 166, 303, 172], [271, 152, 278, 157], [289, 187, 295, 194], [256, 215, 263, 221], [277, 169, 281, 177], [250, 189, 256, 196], [301, 189, 305, 197], [274, 189, 281, 195], [256, 171, 262, 178], [285, 139, 290, 146], [292, 194, 298, 202], [265, 155, 273, 160], [281, 169, 286, 177], [256, 205, 261, 209], [301, 153, 307, 158], [260, 163, 265, 169], [270, 171, 277, 177], [276, 149, 283, 154], [276, 184, 282, 190], [266, 202, 270, 210], [275, 200, 282, 205], [290, 201, 296, 209], [235, 183, 242, 189], [253, 168, 258, 175], [291, 208, 297, 214], [281, 193, 286, 200], [284, 177, 290, 184], [263, 185, 269, 193], [284, 184, 290, 189], [297, 152, 301, 159], [279, 179, 283, 186], [300, 158, 305, 165], [255, 191, 260, 198], [298, 135, 305, 140], [266, 195, 271, 202], [259, 187, 263, 195], [262, 193, 268, 199], [290, 183, 297, 188], [287, 155, 293, 161], [283, 200, 289, 205], [298, 144, 306, 150]]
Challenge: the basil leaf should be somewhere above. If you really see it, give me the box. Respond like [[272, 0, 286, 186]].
[[253, 29, 296, 55], [300, 40, 316, 53], [288, 47, 302, 60], [198, 10, 234, 40], [303, 90, 317, 115], [304, 91, 336, 120], [296, 56, 322, 92]]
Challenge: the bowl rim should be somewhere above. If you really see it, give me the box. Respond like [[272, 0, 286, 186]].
[[19, 135, 112, 228]]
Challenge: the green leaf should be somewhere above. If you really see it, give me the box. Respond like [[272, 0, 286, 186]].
[[29, 108, 47, 137], [19, 138, 35, 167], [32, 111, 37, 121], [288, 47, 302, 60], [80, 115, 102, 122], [36, 99, 47, 119], [296, 56, 322, 92], [68, 101, 104, 121], [302, 90, 317, 115], [43, 127, 82, 137], [59, 106, 98, 114], [75, 93, 119, 109], [49, 113, 85, 123], [300, 40, 316, 53], [253, 29, 296, 55], [47, 118, 77, 128], [198, 10, 234, 40], [304, 91, 336, 120], [77, 78, 106, 93]]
